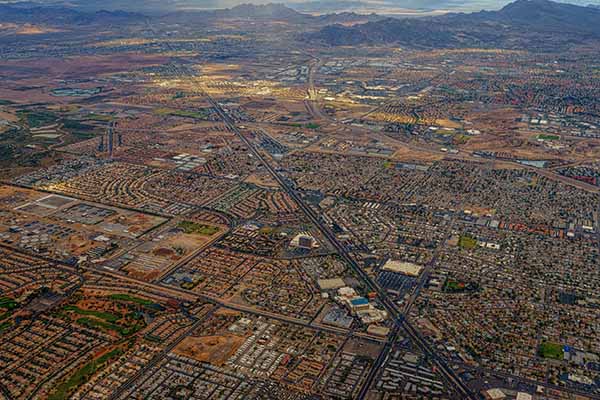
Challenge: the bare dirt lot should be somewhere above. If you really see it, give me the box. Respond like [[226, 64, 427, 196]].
[[173, 334, 246, 366]]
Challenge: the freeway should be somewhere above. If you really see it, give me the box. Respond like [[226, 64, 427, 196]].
[[305, 56, 328, 121], [95, 254, 375, 339], [203, 90, 477, 399], [0, 239, 386, 343]]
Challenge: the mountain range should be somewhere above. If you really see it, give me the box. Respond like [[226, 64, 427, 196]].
[[0, 4, 143, 24], [0, 0, 598, 51], [0, 2, 383, 25], [308, 0, 600, 49]]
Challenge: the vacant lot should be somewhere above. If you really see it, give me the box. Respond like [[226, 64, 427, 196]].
[[174, 334, 246, 366]]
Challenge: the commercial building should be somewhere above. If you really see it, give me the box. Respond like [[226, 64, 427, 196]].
[[381, 260, 423, 277]]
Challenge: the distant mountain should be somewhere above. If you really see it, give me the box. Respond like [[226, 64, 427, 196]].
[[159, 3, 383, 25], [315, 11, 382, 24], [308, 0, 600, 50], [212, 3, 304, 18], [0, 2, 379, 28], [0, 0, 175, 14], [290, 0, 368, 13], [0, 4, 144, 24], [491, 0, 600, 33]]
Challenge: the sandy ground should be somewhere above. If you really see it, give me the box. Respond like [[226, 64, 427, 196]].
[[173, 334, 246, 366]]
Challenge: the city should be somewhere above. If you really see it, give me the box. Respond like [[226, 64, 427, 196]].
[[0, 0, 599, 399]]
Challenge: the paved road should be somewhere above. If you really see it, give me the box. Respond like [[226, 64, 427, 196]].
[[403, 217, 456, 316], [305, 56, 328, 121], [455, 362, 600, 400], [108, 307, 216, 400], [357, 324, 400, 399], [1, 240, 384, 343], [204, 92, 477, 399]]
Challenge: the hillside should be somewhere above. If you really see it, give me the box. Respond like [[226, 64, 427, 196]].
[[0, 4, 143, 24], [308, 0, 600, 50]]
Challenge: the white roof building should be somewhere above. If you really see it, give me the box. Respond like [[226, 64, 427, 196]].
[[381, 260, 423, 277]]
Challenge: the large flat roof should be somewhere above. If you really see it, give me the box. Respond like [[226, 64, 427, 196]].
[[317, 278, 346, 290], [381, 260, 423, 276]]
